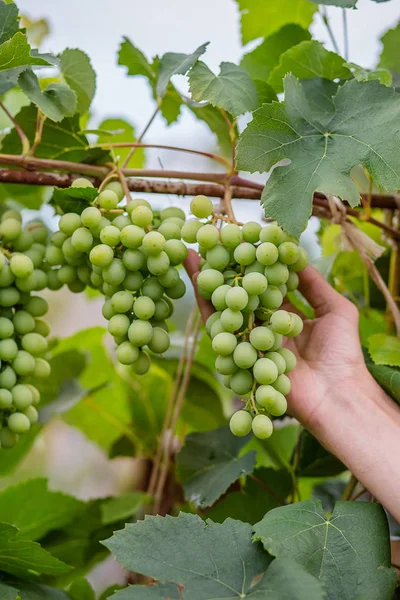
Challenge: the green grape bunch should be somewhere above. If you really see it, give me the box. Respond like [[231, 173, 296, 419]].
[[0, 210, 51, 449], [49, 178, 189, 376], [186, 195, 308, 441]]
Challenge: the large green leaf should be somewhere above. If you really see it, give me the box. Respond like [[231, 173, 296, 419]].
[[0, 32, 51, 72], [156, 43, 208, 97], [345, 62, 392, 86], [104, 513, 325, 599], [188, 103, 234, 156], [309, 0, 356, 6], [0, 479, 84, 541], [237, 75, 400, 237], [268, 41, 351, 93], [364, 348, 400, 402], [117, 37, 156, 81], [67, 578, 95, 600], [59, 49, 96, 114], [96, 118, 144, 168], [296, 428, 346, 476], [235, 0, 317, 45], [0, 583, 70, 600], [176, 427, 256, 508], [379, 21, 400, 74], [240, 25, 311, 82], [51, 187, 98, 215], [189, 61, 258, 117], [0, 0, 19, 45], [18, 70, 77, 122], [100, 493, 151, 525], [245, 423, 299, 470], [0, 522, 72, 579], [368, 334, 400, 367], [253, 499, 396, 600]]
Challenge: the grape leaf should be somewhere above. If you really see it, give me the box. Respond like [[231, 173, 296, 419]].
[[0, 583, 18, 600], [368, 334, 400, 367], [6, 583, 71, 600], [241, 25, 311, 82], [245, 422, 299, 470], [296, 428, 346, 476], [18, 70, 77, 121], [176, 427, 256, 508], [0, 0, 19, 45], [235, 0, 317, 45], [0, 479, 84, 541], [68, 578, 95, 600], [379, 22, 400, 74], [237, 75, 400, 237], [51, 187, 98, 215], [0, 32, 51, 72], [0, 522, 72, 578], [105, 514, 324, 600], [117, 37, 156, 81], [364, 347, 400, 403], [312, 480, 347, 513], [345, 62, 392, 86], [96, 118, 145, 168], [253, 499, 396, 600], [309, 0, 357, 6], [59, 48, 96, 114], [189, 61, 258, 117], [156, 43, 208, 97], [268, 41, 351, 93], [100, 493, 151, 525], [188, 103, 234, 156]]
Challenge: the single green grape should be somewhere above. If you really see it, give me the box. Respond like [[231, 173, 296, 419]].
[[244, 260, 264, 275], [215, 354, 238, 376], [285, 313, 304, 337], [108, 314, 130, 337], [259, 224, 284, 245], [225, 286, 248, 311], [100, 225, 120, 247], [289, 247, 309, 272], [71, 227, 94, 252], [126, 199, 151, 214], [33, 319, 50, 337], [71, 177, 94, 188], [0, 218, 22, 240], [12, 384, 33, 410], [279, 241, 300, 265], [158, 267, 179, 289], [21, 332, 47, 355], [259, 286, 283, 310], [32, 357, 51, 379], [98, 189, 119, 210], [220, 224, 243, 249], [124, 271, 144, 292], [0, 265, 15, 288], [153, 299, 171, 321], [128, 320, 153, 346], [116, 341, 140, 365], [273, 373, 291, 396], [181, 219, 203, 243], [142, 277, 164, 301], [242, 221, 261, 244], [45, 245, 65, 266], [160, 206, 186, 221], [190, 195, 213, 219], [147, 252, 170, 276], [131, 350, 151, 375], [131, 205, 153, 227], [233, 342, 258, 369], [256, 242, 279, 266], [265, 351, 286, 376], [57, 265, 76, 285], [103, 259, 126, 286], [0, 338, 18, 361], [210, 319, 224, 339], [242, 272, 268, 296], [264, 262, 289, 286], [211, 284, 231, 311], [249, 326, 275, 351], [197, 269, 224, 294], [0, 388, 12, 408], [8, 412, 31, 434], [196, 224, 219, 249], [148, 327, 170, 353], [13, 351, 36, 376], [134, 296, 155, 320], [229, 410, 252, 437], [229, 369, 253, 395], [242, 294, 260, 314], [59, 213, 81, 236], [233, 242, 256, 266], [158, 222, 181, 240], [102, 299, 116, 320], [105, 180, 124, 200], [164, 239, 188, 265], [81, 206, 102, 229], [122, 248, 145, 271], [113, 215, 132, 230], [111, 291, 134, 313], [212, 332, 237, 356], [23, 405, 39, 424], [220, 308, 243, 332], [10, 254, 34, 279], [52, 231, 68, 248], [269, 310, 295, 335], [255, 385, 278, 409], [252, 414, 273, 439], [89, 244, 114, 267], [0, 428, 18, 448], [0, 317, 14, 339], [286, 271, 299, 292], [0, 366, 17, 389], [276, 347, 296, 372], [142, 231, 166, 255], [13, 231, 34, 252], [206, 245, 230, 271], [253, 358, 278, 385], [205, 311, 221, 335]]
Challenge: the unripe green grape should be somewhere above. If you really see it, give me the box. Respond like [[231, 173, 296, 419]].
[[259, 286, 283, 310], [242, 272, 268, 296], [128, 320, 153, 347], [158, 267, 179, 288], [12, 384, 33, 410], [71, 227, 94, 252], [211, 284, 231, 311], [233, 242, 256, 266], [225, 286, 248, 311], [111, 291, 134, 313], [212, 332, 237, 356], [265, 351, 286, 376], [13, 351, 36, 376], [158, 222, 181, 240], [206, 245, 230, 271], [142, 231, 165, 255], [13, 231, 34, 252], [244, 260, 264, 275], [89, 244, 114, 267], [45, 245, 64, 266], [253, 358, 278, 385], [122, 249, 145, 271], [57, 265, 76, 285], [0, 428, 18, 448], [103, 259, 126, 286], [255, 385, 278, 409], [210, 319, 224, 338], [249, 326, 275, 351], [220, 308, 243, 332], [103, 282, 120, 298], [269, 331, 283, 351], [0, 388, 12, 408], [0, 218, 21, 240], [279, 241, 300, 265], [242, 294, 260, 314], [190, 195, 213, 218], [113, 335, 128, 345], [286, 271, 299, 292], [242, 221, 261, 244], [76, 265, 91, 285], [90, 271, 103, 288], [33, 319, 50, 338], [164, 240, 188, 265], [134, 296, 155, 320], [153, 299, 171, 321], [1, 209, 21, 222], [196, 224, 219, 249], [0, 338, 18, 361], [59, 213, 81, 236], [197, 269, 224, 294], [80, 206, 101, 229], [252, 414, 273, 439], [126, 199, 151, 215], [160, 206, 186, 221], [10, 254, 34, 279], [108, 314, 130, 337], [181, 219, 203, 243], [113, 215, 131, 230], [72, 177, 94, 188], [120, 224, 146, 249], [264, 263, 289, 286], [285, 313, 304, 337], [270, 310, 295, 335], [0, 366, 16, 389], [52, 231, 68, 248], [205, 311, 221, 335], [68, 279, 86, 294], [26, 384, 40, 406], [91, 216, 111, 238], [13, 310, 34, 334], [0, 265, 14, 288], [289, 247, 308, 272], [229, 410, 252, 437], [142, 277, 164, 301], [260, 224, 284, 245], [273, 373, 291, 396], [0, 286, 20, 308], [277, 347, 296, 372], [131, 205, 153, 227], [21, 333, 47, 355], [132, 350, 151, 375], [123, 271, 144, 292], [99, 225, 120, 247], [267, 390, 287, 416], [256, 242, 279, 266], [279, 284, 287, 298], [229, 369, 253, 395], [148, 327, 170, 353], [147, 252, 170, 276], [233, 342, 258, 369], [8, 412, 31, 433], [98, 189, 119, 210], [0, 317, 13, 339], [215, 354, 238, 375], [220, 224, 242, 249], [32, 357, 51, 379], [116, 341, 140, 365], [23, 405, 38, 424], [105, 180, 124, 200], [102, 299, 116, 320], [62, 237, 82, 260]]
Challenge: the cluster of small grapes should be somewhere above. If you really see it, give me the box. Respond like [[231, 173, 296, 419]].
[[189, 195, 308, 441], [48, 178, 188, 375], [0, 211, 51, 448]]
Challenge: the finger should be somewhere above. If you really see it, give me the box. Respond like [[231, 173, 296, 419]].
[[297, 265, 345, 317], [183, 248, 202, 281], [192, 273, 215, 324]]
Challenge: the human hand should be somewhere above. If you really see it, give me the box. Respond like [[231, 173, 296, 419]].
[[184, 249, 369, 432]]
